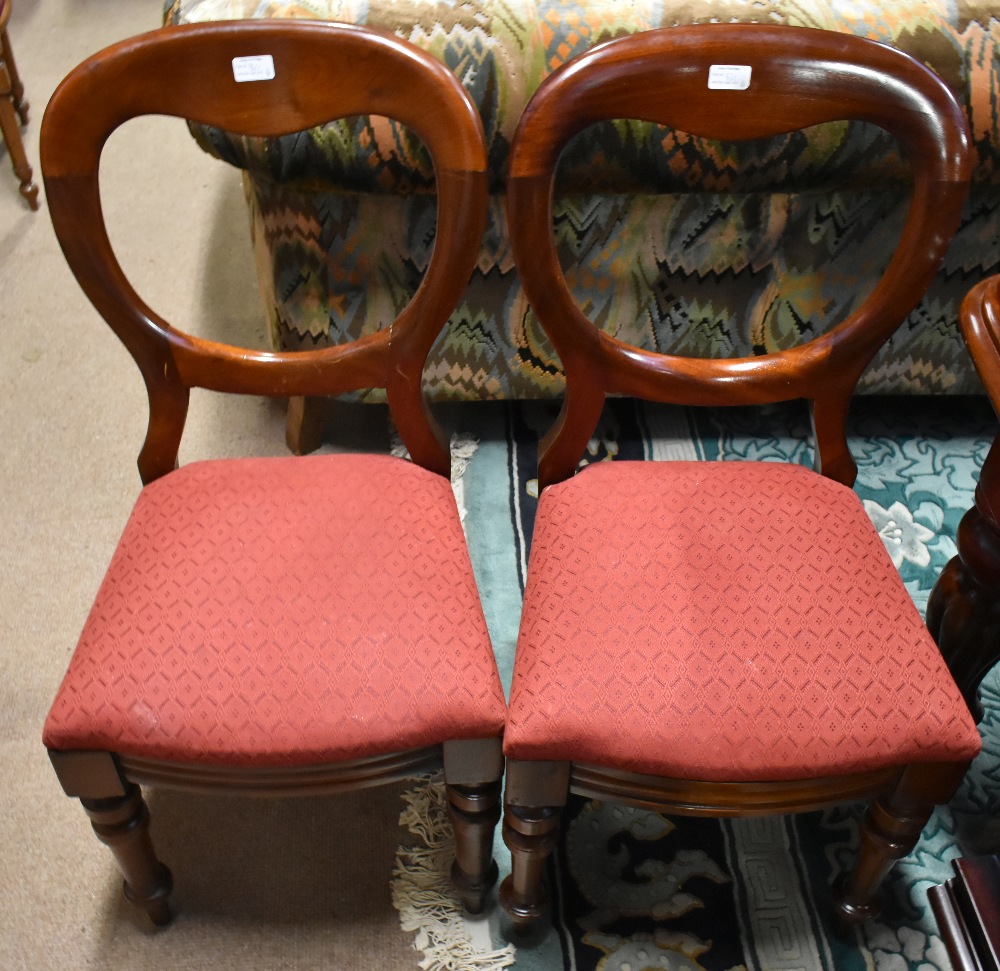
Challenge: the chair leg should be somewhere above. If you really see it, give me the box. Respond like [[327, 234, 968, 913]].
[[285, 395, 327, 455], [926, 436, 1000, 719], [446, 781, 501, 914], [498, 760, 570, 928], [0, 54, 35, 210], [835, 761, 971, 930], [0, 27, 27, 124], [81, 783, 174, 926]]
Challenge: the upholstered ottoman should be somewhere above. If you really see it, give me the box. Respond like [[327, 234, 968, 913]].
[[165, 0, 1000, 416]]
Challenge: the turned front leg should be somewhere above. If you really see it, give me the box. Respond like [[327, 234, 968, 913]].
[[442, 737, 504, 914], [836, 761, 970, 930], [498, 759, 570, 929], [500, 802, 563, 927], [81, 783, 173, 926], [447, 781, 501, 914]]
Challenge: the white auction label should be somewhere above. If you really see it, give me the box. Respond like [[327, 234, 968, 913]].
[[707, 64, 752, 90], [232, 55, 276, 82]]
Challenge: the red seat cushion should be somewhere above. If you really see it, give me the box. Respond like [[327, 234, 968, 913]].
[[44, 454, 506, 767], [504, 461, 981, 781]]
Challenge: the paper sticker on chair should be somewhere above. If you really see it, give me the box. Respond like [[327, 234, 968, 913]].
[[708, 65, 751, 90], [233, 55, 275, 82]]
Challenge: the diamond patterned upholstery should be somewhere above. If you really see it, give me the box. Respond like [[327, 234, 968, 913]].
[[504, 460, 981, 781], [44, 454, 506, 767]]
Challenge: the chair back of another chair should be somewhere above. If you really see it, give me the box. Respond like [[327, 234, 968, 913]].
[[42, 21, 488, 482], [507, 24, 971, 489]]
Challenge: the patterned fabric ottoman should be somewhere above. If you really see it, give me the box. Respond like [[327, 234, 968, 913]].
[[165, 0, 1000, 400]]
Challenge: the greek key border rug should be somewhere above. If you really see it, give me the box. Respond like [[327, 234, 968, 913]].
[[393, 395, 1000, 971]]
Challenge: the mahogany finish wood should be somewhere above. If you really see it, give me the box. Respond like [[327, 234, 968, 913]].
[[929, 855, 1000, 971], [508, 25, 970, 492], [41, 21, 499, 924], [927, 275, 1000, 719], [0, 0, 37, 209], [42, 21, 489, 484], [501, 24, 974, 932]]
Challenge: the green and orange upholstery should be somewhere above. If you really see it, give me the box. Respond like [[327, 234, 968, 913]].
[[165, 0, 1000, 399]]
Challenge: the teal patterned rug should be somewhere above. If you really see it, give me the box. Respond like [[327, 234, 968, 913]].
[[439, 395, 1000, 971]]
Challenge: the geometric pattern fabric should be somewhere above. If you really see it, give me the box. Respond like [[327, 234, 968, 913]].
[[167, 0, 1000, 399], [504, 460, 982, 781], [44, 453, 506, 767]]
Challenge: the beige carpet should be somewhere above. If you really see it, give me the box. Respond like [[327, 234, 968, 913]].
[[0, 2, 443, 967]]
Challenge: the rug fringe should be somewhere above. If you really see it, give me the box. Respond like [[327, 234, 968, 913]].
[[392, 775, 517, 971]]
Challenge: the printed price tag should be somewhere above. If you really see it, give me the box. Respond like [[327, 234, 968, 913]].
[[232, 55, 276, 83], [708, 64, 752, 90]]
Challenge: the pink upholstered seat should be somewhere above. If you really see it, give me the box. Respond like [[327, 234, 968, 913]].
[[44, 454, 505, 767], [505, 460, 981, 781]]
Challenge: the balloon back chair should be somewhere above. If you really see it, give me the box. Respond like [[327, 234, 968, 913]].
[[40, 21, 506, 925], [500, 24, 981, 931]]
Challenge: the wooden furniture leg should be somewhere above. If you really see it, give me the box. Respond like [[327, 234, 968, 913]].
[[927, 436, 1000, 721], [81, 784, 174, 926], [447, 781, 501, 914], [499, 760, 569, 927], [286, 395, 328, 454], [1, 24, 26, 123], [500, 802, 563, 926], [0, 20, 36, 210], [837, 762, 971, 930]]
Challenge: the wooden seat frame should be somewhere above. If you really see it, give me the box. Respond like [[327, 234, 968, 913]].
[[41, 21, 501, 925], [500, 24, 975, 931]]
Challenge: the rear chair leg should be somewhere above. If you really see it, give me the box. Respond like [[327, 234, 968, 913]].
[[82, 783, 173, 926], [285, 395, 327, 455]]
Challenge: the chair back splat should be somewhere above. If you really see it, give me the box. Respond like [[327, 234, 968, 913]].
[[40, 22, 505, 928], [500, 24, 981, 934]]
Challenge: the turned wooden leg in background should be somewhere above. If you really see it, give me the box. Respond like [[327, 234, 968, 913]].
[[1, 24, 26, 123], [927, 439, 1000, 720], [447, 781, 501, 914], [0, 2, 36, 211], [81, 783, 174, 926], [836, 761, 970, 931]]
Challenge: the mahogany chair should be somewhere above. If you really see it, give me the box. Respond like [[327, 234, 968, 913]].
[[500, 24, 982, 931], [40, 21, 506, 925], [928, 275, 1000, 719]]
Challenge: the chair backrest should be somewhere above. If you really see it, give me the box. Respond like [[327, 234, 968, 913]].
[[507, 24, 971, 489], [42, 21, 488, 483]]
